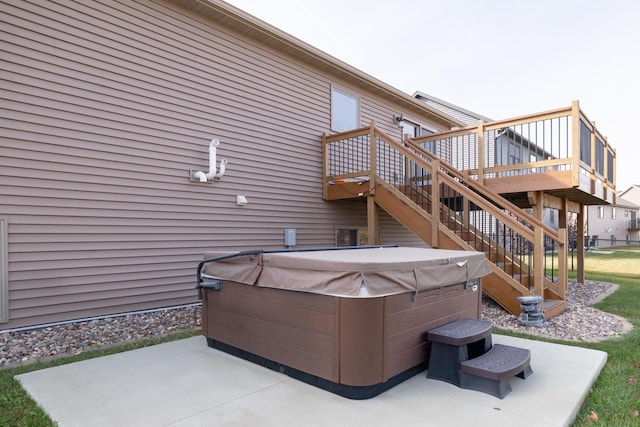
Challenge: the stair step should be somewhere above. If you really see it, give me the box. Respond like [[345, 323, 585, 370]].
[[459, 343, 533, 398], [460, 344, 531, 380], [427, 318, 493, 346], [426, 318, 494, 387]]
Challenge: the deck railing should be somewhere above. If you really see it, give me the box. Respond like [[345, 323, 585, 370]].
[[323, 123, 566, 304], [410, 101, 616, 196]]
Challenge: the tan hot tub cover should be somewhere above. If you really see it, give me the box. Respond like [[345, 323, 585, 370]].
[[201, 247, 490, 297]]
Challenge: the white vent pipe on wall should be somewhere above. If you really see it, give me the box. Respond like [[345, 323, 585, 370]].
[[193, 139, 228, 182]]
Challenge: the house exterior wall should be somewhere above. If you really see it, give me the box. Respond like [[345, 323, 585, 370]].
[[585, 202, 640, 246], [0, 0, 450, 328]]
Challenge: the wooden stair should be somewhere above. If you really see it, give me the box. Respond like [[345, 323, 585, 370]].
[[322, 123, 567, 319], [374, 176, 566, 317]]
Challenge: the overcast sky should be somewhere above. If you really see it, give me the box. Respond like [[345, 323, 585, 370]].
[[226, 0, 639, 192]]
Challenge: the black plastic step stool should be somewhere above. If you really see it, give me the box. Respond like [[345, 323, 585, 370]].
[[459, 343, 532, 398], [426, 318, 493, 386]]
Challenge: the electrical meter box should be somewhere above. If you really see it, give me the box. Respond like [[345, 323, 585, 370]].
[[284, 228, 296, 246]]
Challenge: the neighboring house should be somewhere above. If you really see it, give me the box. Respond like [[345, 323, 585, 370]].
[[413, 92, 558, 231], [0, 0, 463, 329], [586, 185, 640, 246], [618, 184, 640, 206], [413, 92, 493, 126]]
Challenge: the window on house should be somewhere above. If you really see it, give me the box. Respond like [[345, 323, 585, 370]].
[[508, 142, 522, 164], [611, 207, 616, 219], [597, 206, 604, 218], [331, 88, 359, 131], [400, 119, 436, 183], [419, 127, 436, 157], [401, 120, 435, 146], [336, 227, 368, 246], [400, 120, 417, 139]]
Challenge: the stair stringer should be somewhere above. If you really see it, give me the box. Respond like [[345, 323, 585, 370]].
[[372, 177, 532, 316]]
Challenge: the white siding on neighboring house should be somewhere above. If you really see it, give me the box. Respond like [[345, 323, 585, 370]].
[[586, 201, 640, 246]]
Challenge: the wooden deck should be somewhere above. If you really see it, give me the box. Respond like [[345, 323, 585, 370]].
[[322, 102, 616, 319]]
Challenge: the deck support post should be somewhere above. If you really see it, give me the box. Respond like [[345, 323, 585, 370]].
[[368, 122, 379, 245], [570, 100, 581, 186], [367, 196, 379, 245], [558, 199, 568, 300], [576, 205, 585, 284], [531, 191, 544, 297], [476, 120, 485, 185], [432, 158, 440, 248]]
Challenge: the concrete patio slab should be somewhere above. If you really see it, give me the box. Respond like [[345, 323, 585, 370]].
[[16, 334, 607, 427]]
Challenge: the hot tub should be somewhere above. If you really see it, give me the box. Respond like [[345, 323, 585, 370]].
[[196, 246, 490, 399]]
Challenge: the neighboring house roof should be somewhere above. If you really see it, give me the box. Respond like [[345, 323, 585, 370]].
[[175, 0, 465, 130], [616, 186, 640, 209], [412, 91, 493, 126], [413, 91, 552, 160], [607, 199, 640, 209], [590, 184, 640, 209], [618, 184, 640, 200]]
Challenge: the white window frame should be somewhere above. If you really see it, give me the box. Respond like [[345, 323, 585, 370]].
[[401, 118, 436, 184], [597, 206, 604, 218], [331, 87, 359, 132]]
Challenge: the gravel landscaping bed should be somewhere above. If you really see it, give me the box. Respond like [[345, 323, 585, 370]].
[[0, 279, 629, 368], [0, 304, 202, 368], [482, 279, 630, 341]]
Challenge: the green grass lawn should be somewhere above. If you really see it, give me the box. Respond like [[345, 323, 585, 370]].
[[1, 256, 639, 426], [502, 270, 640, 426], [565, 271, 640, 426]]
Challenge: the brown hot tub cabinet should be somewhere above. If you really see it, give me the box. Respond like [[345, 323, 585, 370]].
[[197, 246, 490, 399]]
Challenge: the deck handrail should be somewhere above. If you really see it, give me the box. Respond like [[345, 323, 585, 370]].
[[410, 100, 615, 192], [402, 137, 561, 240]]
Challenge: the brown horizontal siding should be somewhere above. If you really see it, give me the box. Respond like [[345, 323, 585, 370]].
[[10, 280, 193, 308], [11, 293, 198, 324], [0, 0, 447, 328], [379, 211, 428, 247], [2, 2, 331, 136], [11, 274, 192, 299]]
